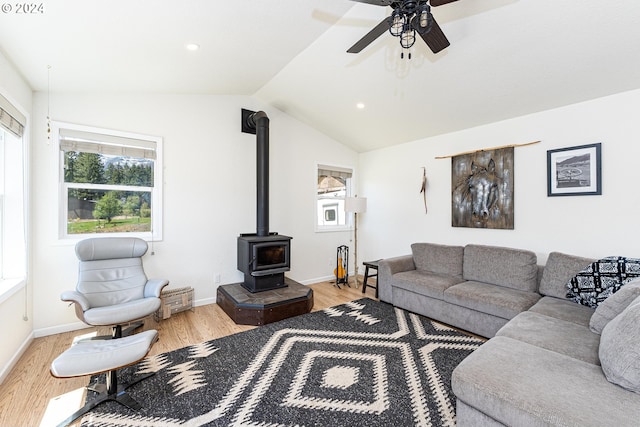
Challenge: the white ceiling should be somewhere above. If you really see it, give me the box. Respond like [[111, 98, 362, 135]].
[[2, 0, 640, 152]]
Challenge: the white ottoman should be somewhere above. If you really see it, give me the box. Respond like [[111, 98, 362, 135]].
[[50, 329, 158, 427]]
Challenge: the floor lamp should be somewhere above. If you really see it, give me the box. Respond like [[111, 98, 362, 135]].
[[345, 196, 367, 288]]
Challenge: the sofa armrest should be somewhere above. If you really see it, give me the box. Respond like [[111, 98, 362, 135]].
[[378, 255, 415, 303]]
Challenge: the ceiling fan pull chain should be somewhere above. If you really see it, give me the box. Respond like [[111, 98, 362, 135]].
[[400, 50, 412, 60]]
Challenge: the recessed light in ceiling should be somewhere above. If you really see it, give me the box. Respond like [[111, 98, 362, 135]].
[[185, 43, 200, 51], [356, 103, 365, 109]]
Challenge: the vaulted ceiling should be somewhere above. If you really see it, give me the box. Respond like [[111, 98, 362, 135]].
[[2, 0, 640, 152]]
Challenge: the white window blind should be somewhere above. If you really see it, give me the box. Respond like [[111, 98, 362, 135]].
[[318, 165, 353, 180], [0, 94, 26, 138], [59, 128, 156, 159]]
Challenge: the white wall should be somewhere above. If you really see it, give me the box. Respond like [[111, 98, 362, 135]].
[[30, 92, 358, 335], [358, 89, 640, 265], [0, 52, 34, 382]]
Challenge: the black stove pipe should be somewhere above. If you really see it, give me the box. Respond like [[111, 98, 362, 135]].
[[245, 110, 270, 237]]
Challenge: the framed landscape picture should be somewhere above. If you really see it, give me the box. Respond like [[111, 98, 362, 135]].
[[547, 143, 601, 196]]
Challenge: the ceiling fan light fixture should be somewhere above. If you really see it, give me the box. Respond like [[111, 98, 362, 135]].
[[412, 4, 433, 35], [389, 9, 405, 37], [400, 25, 416, 49], [421, 12, 428, 27]]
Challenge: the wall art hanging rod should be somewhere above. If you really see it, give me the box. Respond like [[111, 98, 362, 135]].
[[435, 140, 540, 159]]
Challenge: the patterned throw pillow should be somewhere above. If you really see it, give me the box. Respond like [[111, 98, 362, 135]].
[[566, 256, 640, 308]]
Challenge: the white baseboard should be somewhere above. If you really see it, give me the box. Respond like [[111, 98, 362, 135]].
[[296, 275, 336, 285], [0, 331, 33, 385], [195, 296, 216, 307], [34, 321, 92, 338]]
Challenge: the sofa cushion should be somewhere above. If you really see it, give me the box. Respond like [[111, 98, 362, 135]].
[[444, 281, 541, 320], [496, 311, 600, 365], [452, 336, 640, 427], [566, 256, 640, 308], [463, 244, 538, 292], [392, 270, 464, 299], [528, 296, 594, 327], [539, 252, 594, 299], [600, 297, 640, 393], [590, 278, 640, 334], [411, 243, 464, 277]]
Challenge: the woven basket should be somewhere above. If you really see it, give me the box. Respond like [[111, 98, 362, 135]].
[[154, 286, 194, 321]]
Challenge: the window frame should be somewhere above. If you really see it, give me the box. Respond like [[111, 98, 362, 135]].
[[315, 163, 354, 233], [53, 121, 163, 242], [0, 130, 4, 279], [0, 103, 28, 303]]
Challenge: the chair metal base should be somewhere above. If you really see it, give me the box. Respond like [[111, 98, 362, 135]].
[[57, 370, 154, 427], [118, 321, 144, 337], [89, 321, 144, 341]]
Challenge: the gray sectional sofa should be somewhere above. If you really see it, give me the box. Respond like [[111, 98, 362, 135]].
[[378, 243, 542, 338], [378, 243, 640, 426]]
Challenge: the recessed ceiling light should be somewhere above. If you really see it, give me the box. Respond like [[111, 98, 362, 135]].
[[185, 43, 200, 51], [356, 103, 365, 109]]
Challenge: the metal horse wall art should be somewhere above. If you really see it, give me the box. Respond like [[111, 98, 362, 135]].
[[451, 147, 514, 229]]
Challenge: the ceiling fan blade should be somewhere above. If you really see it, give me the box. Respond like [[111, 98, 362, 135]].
[[348, 0, 394, 6], [430, 0, 459, 6], [420, 17, 450, 53], [347, 18, 391, 53]]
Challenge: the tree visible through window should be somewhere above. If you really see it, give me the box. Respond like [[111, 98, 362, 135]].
[[56, 123, 162, 239]]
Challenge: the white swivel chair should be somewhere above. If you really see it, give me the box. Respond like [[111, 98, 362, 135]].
[[61, 237, 169, 338]]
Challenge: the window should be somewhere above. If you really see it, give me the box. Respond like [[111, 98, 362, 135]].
[[316, 164, 353, 232], [54, 122, 163, 240], [0, 94, 27, 298]]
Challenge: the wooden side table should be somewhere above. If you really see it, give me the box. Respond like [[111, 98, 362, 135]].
[[362, 260, 380, 298]]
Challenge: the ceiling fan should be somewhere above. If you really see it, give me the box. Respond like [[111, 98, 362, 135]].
[[347, 0, 459, 56]]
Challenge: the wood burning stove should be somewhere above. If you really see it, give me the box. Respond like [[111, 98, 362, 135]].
[[237, 233, 292, 292], [238, 109, 292, 292]]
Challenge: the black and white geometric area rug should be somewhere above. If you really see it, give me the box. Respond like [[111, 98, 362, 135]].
[[81, 298, 484, 427]]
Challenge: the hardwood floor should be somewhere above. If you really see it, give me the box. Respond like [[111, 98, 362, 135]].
[[0, 280, 375, 427]]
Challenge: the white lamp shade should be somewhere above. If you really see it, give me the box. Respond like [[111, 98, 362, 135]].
[[345, 197, 367, 213]]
